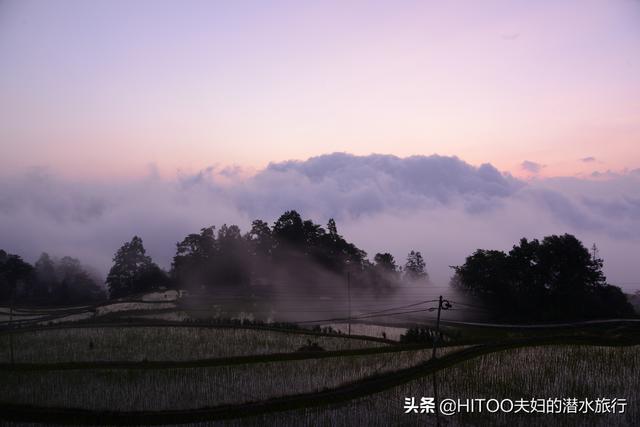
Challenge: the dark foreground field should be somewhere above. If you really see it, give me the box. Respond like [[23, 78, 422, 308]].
[[1, 299, 639, 427]]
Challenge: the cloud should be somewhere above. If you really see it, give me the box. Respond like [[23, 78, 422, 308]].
[[520, 160, 545, 174], [1, 153, 639, 289], [0, 168, 249, 278], [581, 156, 597, 163], [239, 153, 522, 219], [501, 32, 520, 40], [591, 170, 621, 179]]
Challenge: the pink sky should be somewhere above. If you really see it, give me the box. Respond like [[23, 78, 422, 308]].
[[1, 0, 639, 178]]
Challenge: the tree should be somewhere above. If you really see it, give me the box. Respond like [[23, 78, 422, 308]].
[[327, 218, 338, 237], [245, 220, 275, 286], [32, 252, 56, 301], [453, 248, 510, 302], [404, 250, 428, 282], [215, 224, 250, 289], [0, 250, 33, 303], [374, 253, 398, 272], [107, 236, 166, 299], [452, 234, 634, 321], [368, 252, 401, 293], [56, 256, 105, 304], [273, 210, 305, 248], [172, 227, 216, 288], [629, 291, 640, 315], [247, 220, 274, 257], [302, 219, 325, 248]]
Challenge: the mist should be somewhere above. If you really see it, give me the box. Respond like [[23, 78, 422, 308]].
[[1, 153, 639, 297]]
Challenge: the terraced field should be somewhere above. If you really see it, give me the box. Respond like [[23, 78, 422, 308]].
[[1, 301, 639, 427], [0, 325, 387, 363]]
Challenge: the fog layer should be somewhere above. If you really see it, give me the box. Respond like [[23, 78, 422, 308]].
[[1, 153, 638, 291]]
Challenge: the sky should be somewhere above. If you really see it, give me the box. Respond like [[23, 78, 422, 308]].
[[0, 1, 639, 291], [1, 0, 639, 178]]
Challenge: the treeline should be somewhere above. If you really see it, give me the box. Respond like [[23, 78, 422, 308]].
[[1, 210, 428, 305], [106, 210, 428, 299], [452, 234, 635, 321], [2, 210, 635, 322], [0, 251, 105, 305]]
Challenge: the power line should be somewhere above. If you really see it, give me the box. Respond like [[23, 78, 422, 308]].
[[296, 306, 441, 325], [448, 300, 491, 311], [350, 299, 439, 316], [2, 294, 506, 331]]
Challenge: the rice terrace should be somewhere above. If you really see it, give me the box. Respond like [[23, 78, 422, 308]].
[[1, 213, 640, 426], [1, 288, 639, 426]]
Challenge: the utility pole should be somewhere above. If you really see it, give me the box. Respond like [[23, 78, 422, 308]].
[[347, 271, 351, 336], [431, 295, 451, 360], [431, 296, 451, 427], [9, 282, 15, 365], [431, 296, 442, 360]]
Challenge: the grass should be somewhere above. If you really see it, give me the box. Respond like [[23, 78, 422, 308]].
[[0, 323, 466, 413], [0, 326, 387, 363], [323, 323, 408, 341], [0, 345, 462, 411], [1, 320, 638, 426], [442, 320, 640, 344], [227, 344, 640, 427]]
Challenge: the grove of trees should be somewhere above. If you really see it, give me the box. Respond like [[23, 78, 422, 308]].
[[167, 210, 427, 298], [3, 210, 635, 324], [1, 210, 431, 305], [0, 250, 105, 305], [452, 234, 634, 321]]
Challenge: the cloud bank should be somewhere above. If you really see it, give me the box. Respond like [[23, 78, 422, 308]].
[[520, 160, 545, 174], [1, 153, 639, 291]]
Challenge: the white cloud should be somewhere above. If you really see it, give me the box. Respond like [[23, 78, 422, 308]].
[[1, 154, 638, 290], [520, 160, 545, 174]]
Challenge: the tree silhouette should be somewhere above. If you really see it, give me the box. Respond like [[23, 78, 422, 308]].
[[404, 250, 428, 282], [215, 224, 250, 290], [453, 234, 634, 321], [163, 211, 406, 296], [56, 256, 105, 304], [172, 227, 216, 289], [107, 236, 167, 299], [374, 253, 398, 272], [247, 220, 274, 257], [34, 253, 56, 299], [327, 218, 338, 236], [273, 210, 305, 249], [0, 250, 33, 303]]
